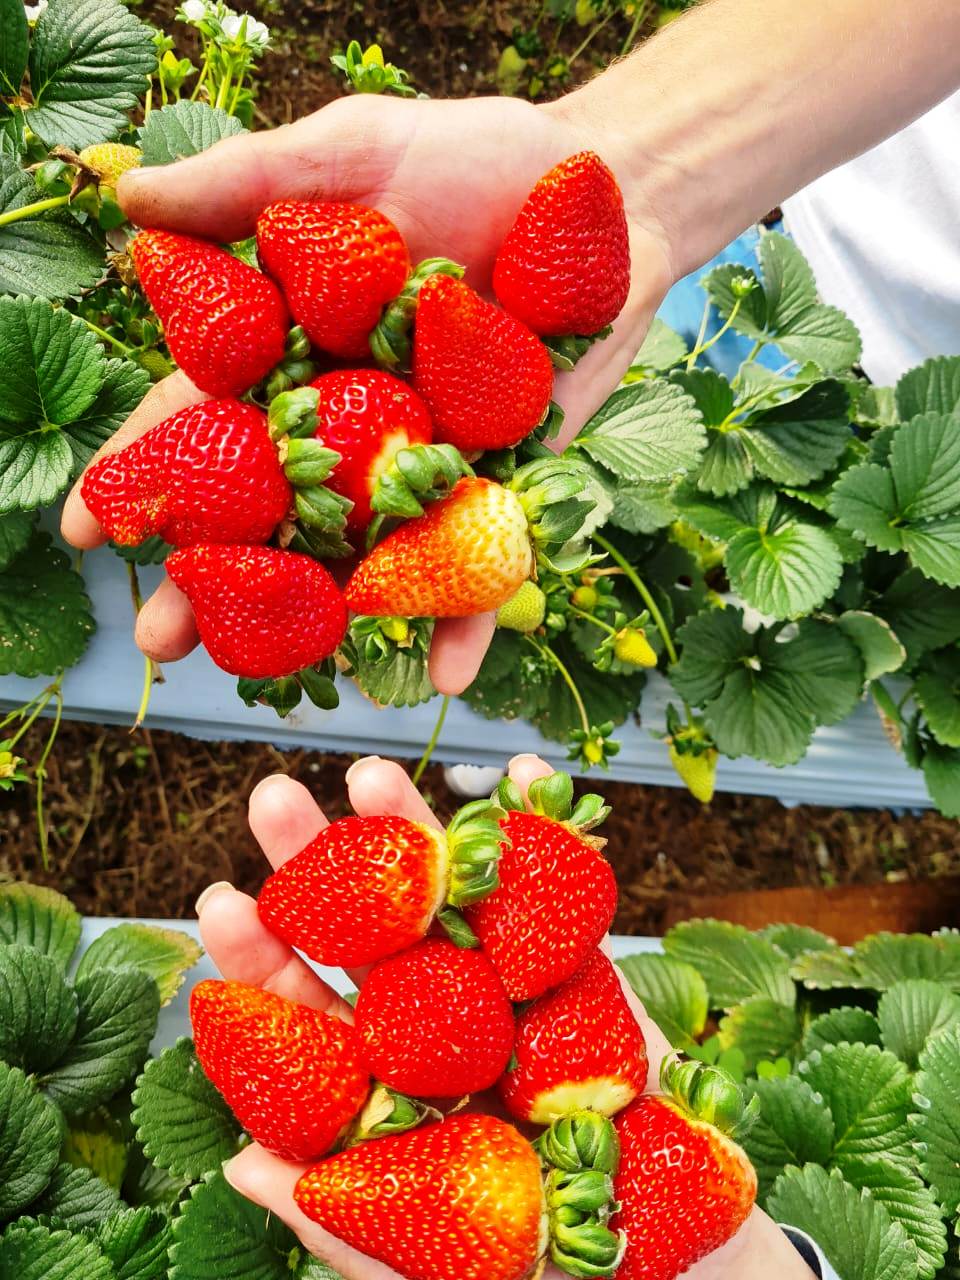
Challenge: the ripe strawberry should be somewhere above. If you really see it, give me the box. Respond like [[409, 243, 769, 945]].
[[131, 230, 289, 397], [258, 800, 503, 969], [355, 939, 515, 1098], [81, 400, 291, 548], [190, 979, 369, 1162], [493, 152, 630, 337], [613, 1059, 759, 1280], [499, 949, 647, 1124], [412, 275, 554, 451], [78, 142, 141, 185], [496, 580, 546, 633], [465, 772, 617, 1001], [295, 1114, 544, 1280], [166, 545, 347, 679], [310, 369, 433, 533], [257, 201, 410, 359], [345, 477, 533, 617]]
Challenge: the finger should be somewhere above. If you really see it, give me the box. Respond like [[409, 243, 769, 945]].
[[248, 774, 328, 870], [224, 1145, 404, 1280], [134, 576, 201, 662], [197, 885, 353, 1020], [428, 613, 497, 695], [506, 753, 555, 804], [60, 370, 206, 549], [346, 756, 443, 831]]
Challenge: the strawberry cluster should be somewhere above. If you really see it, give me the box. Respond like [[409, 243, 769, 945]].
[[190, 772, 760, 1280], [82, 152, 632, 712]]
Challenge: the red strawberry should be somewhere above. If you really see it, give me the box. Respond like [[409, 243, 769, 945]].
[[500, 949, 647, 1124], [355, 939, 515, 1098], [189, 979, 369, 1162], [310, 369, 433, 533], [412, 275, 554, 451], [130, 230, 289, 397], [465, 773, 617, 1001], [166, 545, 347, 678], [258, 802, 503, 969], [295, 1114, 544, 1280], [257, 201, 410, 359], [493, 152, 630, 337], [613, 1060, 759, 1280], [81, 400, 291, 548]]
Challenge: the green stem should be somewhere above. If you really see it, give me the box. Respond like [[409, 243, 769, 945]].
[[214, 58, 235, 111], [0, 194, 69, 228], [412, 694, 450, 787], [731, 338, 766, 389], [685, 298, 711, 372], [144, 82, 152, 120], [228, 74, 245, 117], [191, 52, 212, 100], [528, 636, 590, 735], [34, 684, 63, 872], [686, 297, 742, 367], [5, 683, 56, 751], [619, 0, 649, 56], [593, 534, 677, 666], [79, 316, 135, 358], [570, 606, 618, 638]]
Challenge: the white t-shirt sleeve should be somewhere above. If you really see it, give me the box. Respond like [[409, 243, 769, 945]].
[[782, 1226, 841, 1279]]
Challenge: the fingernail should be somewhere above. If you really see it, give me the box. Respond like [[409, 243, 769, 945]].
[[345, 755, 380, 784], [194, 881, 233, 916], [508, 753, 541, 771], [222, 1155, 245, 1192], [249, 772, 287, 803]]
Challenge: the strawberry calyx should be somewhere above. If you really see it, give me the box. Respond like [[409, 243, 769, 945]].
[[444, 796, 509, 909], [238, 659, 339, 718], [534, 1109, 620, 1175], [345, 1084, 440, 1146], [536, 1112, 625, 1280], [369, 256, 465, 371], [543, 326, 614, 373], [496, 770, 610, 841], [366, 442, 474, 548], [268, 388, 355, 559], [508, 457, 593, 568], [660, 1057, 761, 1140], [263, 326, 318, 400]]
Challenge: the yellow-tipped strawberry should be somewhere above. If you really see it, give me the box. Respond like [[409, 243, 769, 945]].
[[613, 625, 657, 668], [496, 580, 546, 633], [78, 143, 142, 186], [663, 705, 719, 804]]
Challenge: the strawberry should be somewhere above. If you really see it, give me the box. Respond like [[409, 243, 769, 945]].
[[130, 230, 289, 397], [81, 399, 291, 548], [189, 979, 370, 1162], [257, 800, 504, 969], [669, 745, 719, 804], [412, 275, 554, 451], [465, 772, 617, 1001], [78, 142, 141, 186], [309, 369, 433, 533], [166, 545, 347, 679], [355, 939, 515, 1098], [613, 1060, 759, 1280], [295, 1114, 545, 1280], [493, 152, 630, 338], [257, 201, 410, 359], [499, 949, 647, 1125], [496, 580, 546, 633]]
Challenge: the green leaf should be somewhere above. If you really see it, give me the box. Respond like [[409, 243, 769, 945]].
[[873, 570, 960, 663], [915, 649, 960, 748], [609, 478, 677, 534], [676, 478, 780, 542], [740, 381, 852, 487], [0, 161, 103, 298], [878, 980, 960, 1069], [0, 1062, 62, 1220], [0, 0, 28, 98], [66, 358, 151, 471], [631, 317, 687, 372], [28, 1160, 120, 1229], [0, 882, 79, 969], [63, 1107, 128, 1191], [835, 1158, 948, 1280], [717, 997, 803, 1073], [669, 367, 734, 425], [662, 919, 795, 1008], [111, 535, 173, 567], [0, 533, 95, 676], [616, 953, 708, 1050], [98, 1206, 174, 1280], [26, 0, 155, 150], [892, 414, 960, 518], [768, 1165, 919, 1280], [132, 1039, 243, 1180], [761, 923, 836, 961], [856, 933, 960, 993], [725, 520, 843, 619], [76, 924, 202, 1008], [792, 945, 869, 990], [345, 624, 437, 709], [804, 1006, 882, 1056], [923, 742, 960, 818], [743, 1074, 836, 1201], [798, 1043, 913, 1166], [0, 509, 33, 570], [836, 611, 907, 681], [39, 968, 160, 1116], [695, 430, 753, 496], [0, 944, 78, 1073], [139, 100, 246, 166], [897, 357, 960, 420], [911, 1025, 960, 1216], [0, 1222, 113, 1280], [575, 379, 707, 482]]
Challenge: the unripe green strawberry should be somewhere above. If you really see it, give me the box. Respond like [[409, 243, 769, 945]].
[[571, 584, 599, 611], [669, 745, 719, 804], [79, 143, 142, 185], [614, 627, 657, 667], [496, 580, 546, 632]]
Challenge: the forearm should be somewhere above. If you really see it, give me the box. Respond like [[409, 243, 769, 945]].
[[552, 0, 960, 278], [703, 1209, 818, 1280]]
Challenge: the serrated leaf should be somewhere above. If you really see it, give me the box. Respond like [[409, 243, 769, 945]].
[[347, 632, 437, 708], [0, 509, 33, 570], [761, 923, 836, 961], [798, 1043, 913, 1166], [132, 1039, 242, 1180], [76, 924, 202, 1008], [743, 1074, 836, 1201], [121, 1144, 187, 1211], [63, 1107, 128, 1191], [0, 882, 79, 969], [576, 379, 706, 482], [856, 933, 960, 993], [111, 535, 173, 566], [26, 0, 155, 150], [0, 943, 78, 1072], [718, 997, 803, 1073], [609, 478, 677, 533], [98, 1206, 174, 1280], [804, 1006, 882, 1055], [0, 0, 28, 98], [837, 1157, 949, 1279], [139, 100, 246, 166], [67, 358, 151, 470], [740, 381, 852, 487], [695, 430, 753, 496], [39, 968, 160, 1116], [0, 1062, 62, 1219], [616, 953, 708, 1050], [923, 742, 960, 819], [0, 1222, 113, 1280], [914, 649, 960, 748], [0, 532, 95, 676], [893, 414, 960, 519], [897, 357, 960, 420], [662, 919, 795, 1008], [911, 1025, 960, 1216], [702, 263, 767, 335], [676, 478, 779, 543], [669, 368, 734, 425], [631, 317, 687, 372], [0, 161, 103, 298], [837, 610, 907, 680], [768, 1164, 919, 1280], [873, 570, 960, 663], [725, 520, 843, 619], [878, 980, 960, 1069], [28, 1160, 120, 1229]]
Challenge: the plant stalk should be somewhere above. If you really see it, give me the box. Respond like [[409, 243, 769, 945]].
[[0, 194, 70, 228], [412, 694, 450, 787]]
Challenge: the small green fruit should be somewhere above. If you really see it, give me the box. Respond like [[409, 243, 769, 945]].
[[497, 581, 546, 633], [571, 584, 599, 611]]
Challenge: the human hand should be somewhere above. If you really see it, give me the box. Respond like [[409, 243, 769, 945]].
[[195, 752, 811, 1280], [60, 92, 674, 694]]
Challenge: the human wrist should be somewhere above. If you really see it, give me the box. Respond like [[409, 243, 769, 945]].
[[702, 1209, 819, 1280]]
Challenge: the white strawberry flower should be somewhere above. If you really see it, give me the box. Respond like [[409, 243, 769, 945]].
[[220, 11, 270, 51], [23, 1, 48, 21], [178, 0, 209, 21]]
